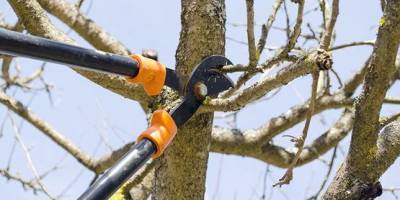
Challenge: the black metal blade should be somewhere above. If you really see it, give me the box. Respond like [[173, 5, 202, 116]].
[[170, 55, 233, 127], [203, 69, 234, 97], [170, 95, 202, 127], [165, 68, 182, 92], [185, 55, 233, 97]]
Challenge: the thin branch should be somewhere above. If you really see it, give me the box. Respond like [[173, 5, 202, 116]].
[[318, 0, 339, 94], [307, 146, 338, 200], [245, 0, 257, 67], [204, 49, 331, 112], [9, 0, 150, 105], [282, 0, 291, 40], [0, 90, 98, 171], [37, 0, 128, 55], [329, 40, 375, 51], [320, 0, 339, 50], [8, 113, 55, 199], [273, 71, 320, 187], [226, 37, 278, 52], [211, 109, 354, 168], [223, 0, 304, 96], [1, 56, 13, 84], [0, 168, 44, 194], [383, 96, 400, 105], [256, 0, 284, 56]]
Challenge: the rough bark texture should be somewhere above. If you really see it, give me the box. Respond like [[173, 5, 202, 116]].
[[323, 0, 400, 199], [152, 0, 226, 199]]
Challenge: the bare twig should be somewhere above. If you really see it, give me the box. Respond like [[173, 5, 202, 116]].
[[261, 164, 270, 200], [256, 0, 284, 56], [329, 40, 375, 51], [307, 146, 338, 200], [8, 113, 55, 199], [0, 168, 44, 194], [226, 37, 278, 52], [222, 0, 304, 96], [320, 0, 339, 50], [245, 0, 257, 67], [282, 0, 291, 40], [273, 70, 320, 187], [383, 187, 400, 199], [318, 0, 339, 94], [204, 49, 329, 112], [10, 0, 150, 105], [0, 90, 97, 171], [211, 107, 354, 168], [383, 96, 400, 105]]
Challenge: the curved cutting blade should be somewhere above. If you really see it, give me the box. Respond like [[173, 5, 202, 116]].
[[185, 55, 233, 97], [171, 55, 233, 127]]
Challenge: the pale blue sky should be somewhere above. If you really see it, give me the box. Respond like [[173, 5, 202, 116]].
[[0, 0, 398, 199]]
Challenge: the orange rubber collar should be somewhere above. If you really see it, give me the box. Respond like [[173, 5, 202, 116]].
[[126, 54, 166, 96], [137, 110, 177, 158]]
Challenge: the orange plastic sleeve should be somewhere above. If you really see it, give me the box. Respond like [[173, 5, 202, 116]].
[[126, 54, 166, 96], [137, 110, 177, 158]]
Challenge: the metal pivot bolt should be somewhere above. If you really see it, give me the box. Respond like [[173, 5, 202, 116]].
[[194, 82, 208, 101]]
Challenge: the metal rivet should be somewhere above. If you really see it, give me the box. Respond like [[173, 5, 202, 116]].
[[194, 82, 208, 100]]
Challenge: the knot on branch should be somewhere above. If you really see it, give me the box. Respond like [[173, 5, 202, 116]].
[[349, 180, 382, 200], [315, 49, 333, 71], [360, 181, 382, 200]]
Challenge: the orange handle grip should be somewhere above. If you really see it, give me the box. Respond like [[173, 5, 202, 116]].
[[126, 54, 166, 96], [137, 110, 177, 158]]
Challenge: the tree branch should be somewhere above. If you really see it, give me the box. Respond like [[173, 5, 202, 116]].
[[373, 120, 400, 181], [323, 0, 400, 198], [256, 0, 283, 56], [319, 0, 339, 50], [0, 168, 46, 195], [204, 50, 332, 112], [211, 109, 354, 168], [383, 96, 400, 105], [36, 0, 128, 55], [223, 0, 304, 96], [329, 40, 375, 51], [245, 0, 257, 67], [347, 0, 400, 178], [0, 90, 98, 171], [7, 0, 151, 104]]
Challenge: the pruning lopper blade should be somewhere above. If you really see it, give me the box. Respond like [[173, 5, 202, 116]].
[[171, 55, 233, 126], [78, 56, 233, 200]]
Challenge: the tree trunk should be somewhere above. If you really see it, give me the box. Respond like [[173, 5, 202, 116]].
[[322, 0, 400, 199], [152, 0, 226, 199]]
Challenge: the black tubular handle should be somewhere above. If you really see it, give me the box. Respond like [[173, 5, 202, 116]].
[[78, 139, 156, 200], [0, 28, 139, 77]]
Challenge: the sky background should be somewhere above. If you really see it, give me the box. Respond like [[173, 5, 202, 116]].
[[0, 0, 399, 199]]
